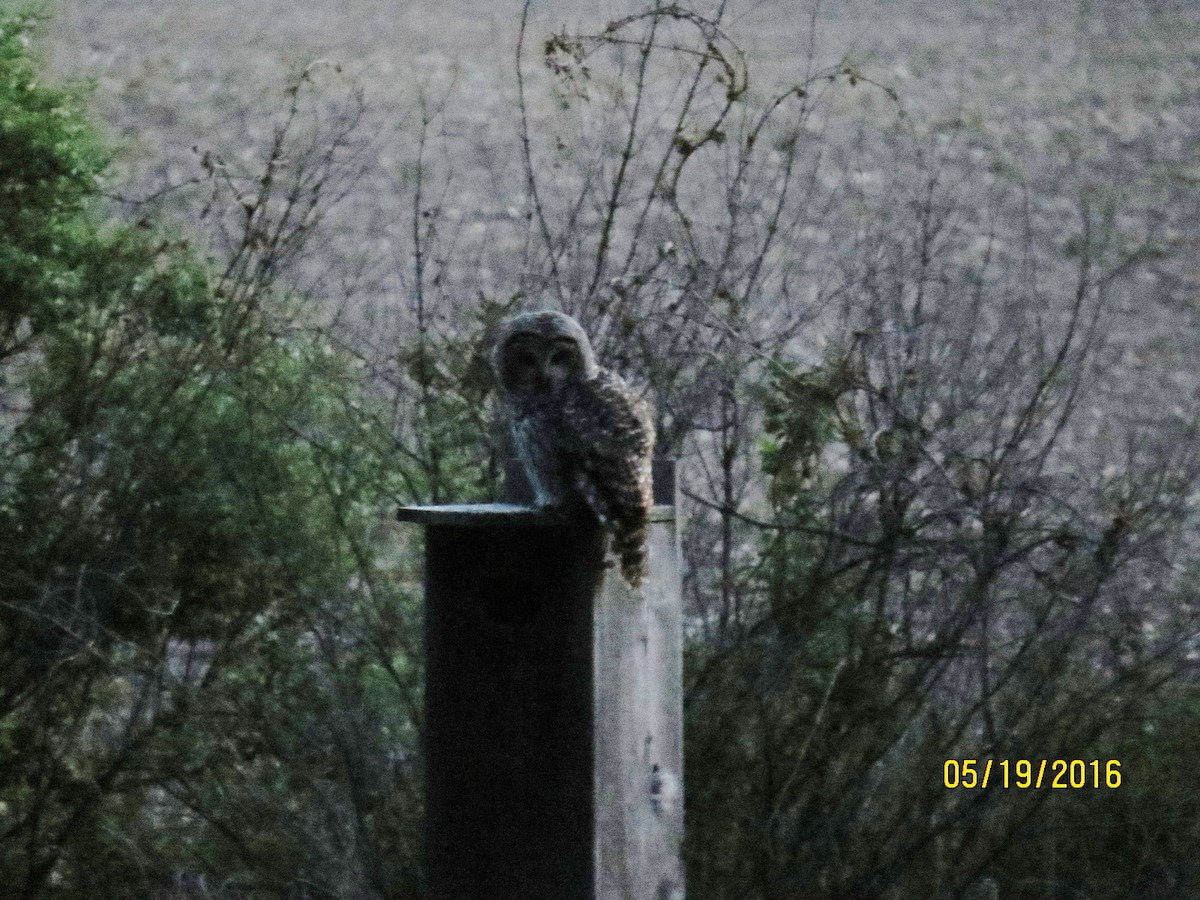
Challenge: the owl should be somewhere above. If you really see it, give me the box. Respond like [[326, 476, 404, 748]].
[[493, 310, 655, 587]]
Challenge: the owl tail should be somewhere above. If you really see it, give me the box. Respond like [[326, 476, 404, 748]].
[[613, 522, 649, 589]]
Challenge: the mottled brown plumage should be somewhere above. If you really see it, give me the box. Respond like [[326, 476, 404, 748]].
[[493, 311, 655, 587]]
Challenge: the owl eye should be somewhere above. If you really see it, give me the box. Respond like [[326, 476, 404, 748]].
[[512, 351, 538, 368], [549, 347, 576, 367]]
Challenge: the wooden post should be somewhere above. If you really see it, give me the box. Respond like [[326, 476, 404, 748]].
[[397, 462, 684, 900]]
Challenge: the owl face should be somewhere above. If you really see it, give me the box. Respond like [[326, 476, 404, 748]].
[[494, 311, 598, 395]]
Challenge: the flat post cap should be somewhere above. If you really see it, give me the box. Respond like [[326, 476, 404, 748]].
[[396, 503, 674, 526]]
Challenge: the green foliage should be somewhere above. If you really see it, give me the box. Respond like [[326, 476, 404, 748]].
[[0, 13, 422, 897], [389, 292, 527, 505], [393, 306, 505, 504], [759, 357, 849, 509], [688, 364, 897, 897], [0, 9, 109, 333]]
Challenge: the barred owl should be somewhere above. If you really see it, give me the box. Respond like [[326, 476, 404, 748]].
[[493, 311, 655, 587]]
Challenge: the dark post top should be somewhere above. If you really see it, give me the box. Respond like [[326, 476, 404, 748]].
[[396, 503, 675, 526], [397, 457, 678, 526]]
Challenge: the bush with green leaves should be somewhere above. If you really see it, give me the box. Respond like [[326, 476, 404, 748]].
[[0, 13, 423, 898]]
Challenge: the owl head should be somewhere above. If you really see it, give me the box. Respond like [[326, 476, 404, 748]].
[[493, 310, 598, 395]]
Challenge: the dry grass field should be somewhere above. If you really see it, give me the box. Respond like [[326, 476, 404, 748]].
[[44, 0, 1200, 385]]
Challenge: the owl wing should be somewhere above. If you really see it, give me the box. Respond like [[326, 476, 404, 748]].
[[560, 369, 655, 586]]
